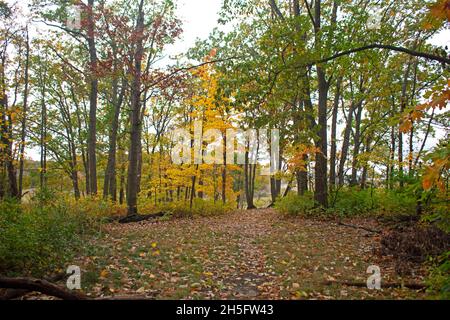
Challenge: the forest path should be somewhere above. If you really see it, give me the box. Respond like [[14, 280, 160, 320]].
[[75, 209, 425, 300]]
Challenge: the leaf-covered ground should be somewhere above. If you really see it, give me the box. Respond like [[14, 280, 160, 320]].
[[68, 209, 427, 299]]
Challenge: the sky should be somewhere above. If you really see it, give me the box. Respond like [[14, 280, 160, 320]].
[[167, 0, 224, 56], [170, 0, 450, 55]]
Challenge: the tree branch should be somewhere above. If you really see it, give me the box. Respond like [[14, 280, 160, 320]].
[[269, 0, 285, 20], [313, 44, 450, 65], [303, 0, 316, 27]]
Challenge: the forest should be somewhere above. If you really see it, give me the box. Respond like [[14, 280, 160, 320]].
[[0, 0, 449, 301]]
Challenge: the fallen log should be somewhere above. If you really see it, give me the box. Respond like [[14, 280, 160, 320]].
[[118, 212, 166, 224], [323, 280, 426, 290], [96, 295, 155, 300], [337, 221, 381, 234], [0, 276, 160, 300], [0, 276, 89, 300], [0, 272, 67, 300]]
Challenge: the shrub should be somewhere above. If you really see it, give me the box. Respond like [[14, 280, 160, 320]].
[[330, 188, 374, 216], [0, 193, 107, 277], [274, 193, 316, 216], [374, 190, 416, 216], [328, 188, 417, 217], [427, 251, 450, 300]]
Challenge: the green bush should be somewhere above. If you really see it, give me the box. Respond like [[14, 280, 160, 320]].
[[375, 190, 416, 216], [274, 193, 316, 216], [330, 188, 374, 216], [427, 251, 450, 300], [0, 194, 101, 277], [276, 188, 418, 217], [328, 188, 417, 217]]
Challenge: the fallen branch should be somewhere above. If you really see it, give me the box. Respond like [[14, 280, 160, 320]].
[[0, 276, 159, 300], [323, 280, 426, 290], [337, 221, 381, 234], [0, 272, 67, 300], [118, 212, 166, 224], [0, 277, 89, 300], [96, 295, 155, 300]]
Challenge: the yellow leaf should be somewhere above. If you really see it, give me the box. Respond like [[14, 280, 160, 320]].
[[100, 270, 109, 278], [151, 242, 157, 248]]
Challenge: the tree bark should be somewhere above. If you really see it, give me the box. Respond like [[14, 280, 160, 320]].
[[388, 122, 396, 189], [338, 100, 355, 186], [39, 66, 47, 191], [222, 132, 227, 204], [244, 148, 257, 210], [0, 47, 18, 198], [18, 26, 30, 199], [86, 0, 99, 195], [350, 101, 363, 186], [398, 62, 412, 188], [103, 75, 125, 201], [126, 0, 145, 216], [329, 77, 341, 189], [313, 0, 329, 208]]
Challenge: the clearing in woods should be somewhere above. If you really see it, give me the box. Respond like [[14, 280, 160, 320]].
[[56, 209, 426, 300]]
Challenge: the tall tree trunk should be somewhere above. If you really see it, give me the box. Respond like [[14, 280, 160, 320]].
[[297, 158, 308, 195], [103, 76, 125, 201], [40, 93, 47, 191], [73, 98, 89, 195], [38, 63, 48, 191], [126, 0, 145, 216], [409, 125, 414, 175], [314, 68, 329, 207], [244, 149, 256, 209], [329, 76, 341, 189], [338, 101, 355, 186], [222, 133, 227, 204], [70, 140, 80, 200], [388, 123, 396, 189], [0, 55, 18, 198], [18, 26, 30, 199], [398, 62, 412, 188], [86, 0, 99, 195], [135, 135, 144, 196], [190, 168, 198, 210], [314, 0, 329, 208], [119, 144, 126, 205], [360, 138, 371, 189], [350, 101, 363, 186]]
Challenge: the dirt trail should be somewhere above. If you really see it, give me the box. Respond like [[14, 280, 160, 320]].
[[65, 209, 427, 299]]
